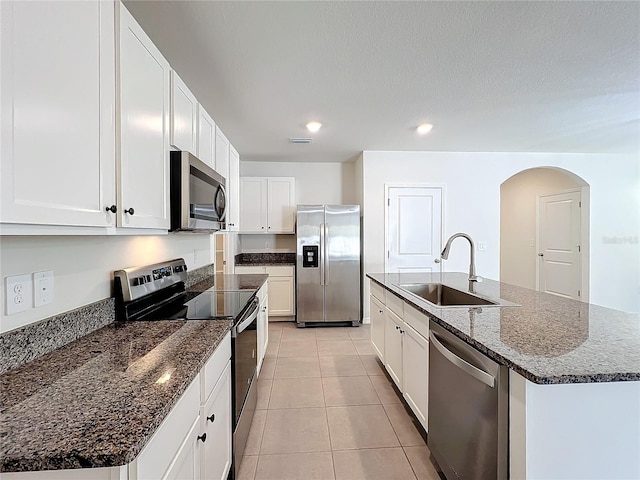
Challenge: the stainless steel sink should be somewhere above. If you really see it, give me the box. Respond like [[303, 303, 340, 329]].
[[397, 283, 499, 307]]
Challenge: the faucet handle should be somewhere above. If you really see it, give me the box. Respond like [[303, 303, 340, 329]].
[[469, 275, 483, 283]]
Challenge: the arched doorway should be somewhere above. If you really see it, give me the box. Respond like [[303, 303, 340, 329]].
[[500, 167, 590, 301]]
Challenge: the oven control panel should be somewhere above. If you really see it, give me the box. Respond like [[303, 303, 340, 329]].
[[114, 258, 188, 302]]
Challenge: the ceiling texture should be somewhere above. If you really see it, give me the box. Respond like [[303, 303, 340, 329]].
[[124, 1, 640, 163]]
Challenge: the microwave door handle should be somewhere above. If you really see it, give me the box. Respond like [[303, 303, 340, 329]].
[[215, 184, 228, 222]]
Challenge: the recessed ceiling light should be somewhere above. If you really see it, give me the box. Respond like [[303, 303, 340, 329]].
[[306, 121, 322, 133], [417, 123, 433, 135]]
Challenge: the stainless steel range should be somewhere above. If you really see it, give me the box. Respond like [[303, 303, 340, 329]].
[[113, 258, 258, 479]]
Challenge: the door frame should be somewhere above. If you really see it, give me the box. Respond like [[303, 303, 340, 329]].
[[384, 183, 446, 274], [535, 186, 590, 302]]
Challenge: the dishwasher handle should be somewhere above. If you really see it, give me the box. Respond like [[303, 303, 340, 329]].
[[429, 330, 495, 388]]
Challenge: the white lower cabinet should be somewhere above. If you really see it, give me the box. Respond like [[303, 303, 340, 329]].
[[402, 322, 429, 430], [130, 332, 232, 480], [235, 265, 294, 317], [369, 280, 429, 432], [256, 283, 269, 375], [384, 308, 404, 388], [370, 295, 385, 360], [200, 361, 232, 480], [164, 416, 201, 480]]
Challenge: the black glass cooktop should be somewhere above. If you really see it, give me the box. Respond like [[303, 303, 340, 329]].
[[133, 289, 256, 322]]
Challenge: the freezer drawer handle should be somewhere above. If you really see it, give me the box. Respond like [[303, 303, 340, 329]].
[[429, 330, 495, 388]]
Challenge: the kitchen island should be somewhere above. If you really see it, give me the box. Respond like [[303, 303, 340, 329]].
[[368, 272, 640, 479], [0, 273, 268, 476]]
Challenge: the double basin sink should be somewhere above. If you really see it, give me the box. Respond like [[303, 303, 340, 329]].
[[396, 283, 518, 308]]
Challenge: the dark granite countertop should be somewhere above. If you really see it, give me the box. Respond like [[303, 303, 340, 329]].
[[235, 252, 295, 266], [0, 273, 268, 473], [367, 272, 640, 385], [188, 273, 269, 292]]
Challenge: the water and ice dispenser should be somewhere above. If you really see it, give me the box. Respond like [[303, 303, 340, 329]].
[[302, 245, 319, 268]]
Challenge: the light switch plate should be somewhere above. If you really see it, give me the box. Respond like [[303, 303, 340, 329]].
[[33, 270, 54, 307], [5, 274, 33, 315]]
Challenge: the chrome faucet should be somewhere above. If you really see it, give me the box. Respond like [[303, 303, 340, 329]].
[[437, 233, 479, 293]]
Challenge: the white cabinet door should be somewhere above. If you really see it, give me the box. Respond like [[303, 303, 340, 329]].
[[256, 284, 269, 374], [214, 127, 230, 182], [227, 145, 240, 231], [170, 71, 197, 153], [164, 416, 202, 480], [201, 361, 232, 480], [239, 177, 268, 233], [267, 178, 295, 233], [267, 276, 294, 316], [384, 309, 403, 388], [370, 295, 385, 361], [1, 1, 116, 227], [197, 105, 215, 168], [402, 323, 428, 430], [118, 3, 170, 229]]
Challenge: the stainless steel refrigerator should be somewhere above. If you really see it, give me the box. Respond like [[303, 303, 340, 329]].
[[296, 205, 361, 327]]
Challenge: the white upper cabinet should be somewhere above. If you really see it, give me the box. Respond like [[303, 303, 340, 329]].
[[170, 71, 197, 154], [227, 145, 240, 231], [196, 105, 215, 168], [239, 177, 268, 233], [118, 3, 171, 229], [215, 126, 230, 181], [267, 178, 296, 233], [0, 1, 116, 227], [239, 177, 295, 234]]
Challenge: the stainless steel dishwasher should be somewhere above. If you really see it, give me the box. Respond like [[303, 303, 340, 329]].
[[428, 321, 508, 480]]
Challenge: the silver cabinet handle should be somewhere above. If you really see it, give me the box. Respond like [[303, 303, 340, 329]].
[[429, 330, 495, 388]]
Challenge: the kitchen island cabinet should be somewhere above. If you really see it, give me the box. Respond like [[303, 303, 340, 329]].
[[368, 272, 640, 479]]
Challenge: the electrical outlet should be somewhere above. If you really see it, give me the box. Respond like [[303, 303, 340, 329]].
[[265, 241, 271, 249], [5, 274, 33, 315], [33, 270, 54, 307]]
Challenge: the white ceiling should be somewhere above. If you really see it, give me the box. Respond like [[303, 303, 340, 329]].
[[124, 1, 640, 163]]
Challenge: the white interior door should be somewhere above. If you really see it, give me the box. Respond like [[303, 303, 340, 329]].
[[386, 186, 443, 273], [537, 191, 582, 300]]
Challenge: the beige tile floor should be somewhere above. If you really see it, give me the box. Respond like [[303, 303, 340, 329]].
[[237, 321, 443, 480]]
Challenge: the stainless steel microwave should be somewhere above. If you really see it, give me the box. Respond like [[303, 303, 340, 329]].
[[170, 151, 226, 232]]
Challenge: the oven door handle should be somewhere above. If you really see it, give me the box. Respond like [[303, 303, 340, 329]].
[[234, 300, 259, 336]]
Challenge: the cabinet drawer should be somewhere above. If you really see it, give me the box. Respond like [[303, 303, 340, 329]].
[[200, 332, 231, 404], [265, 265, 294, 277], [404, 303, 429, 340], [136, 376, 200, 479], [235, 266, 266, 275], [370, 281, 385, 303], [386, 290, 404, 318]]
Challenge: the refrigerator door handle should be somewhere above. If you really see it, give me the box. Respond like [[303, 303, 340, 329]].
[[324, 222, 329, 285], [319, 222, 325, 286]]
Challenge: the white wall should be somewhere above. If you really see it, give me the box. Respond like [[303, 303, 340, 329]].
[[361, 151, 639, 316], [0, 234, 212, 333], [500, 168, 586, 290], [240, 160, 357, 205]]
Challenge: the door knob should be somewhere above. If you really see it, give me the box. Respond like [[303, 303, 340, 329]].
[[105, 205, 117, 213], [538, 253, 544, 257], [197, 433, 207, 443], [207, 414, 215, 423], [124, 208, 135, 215]]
